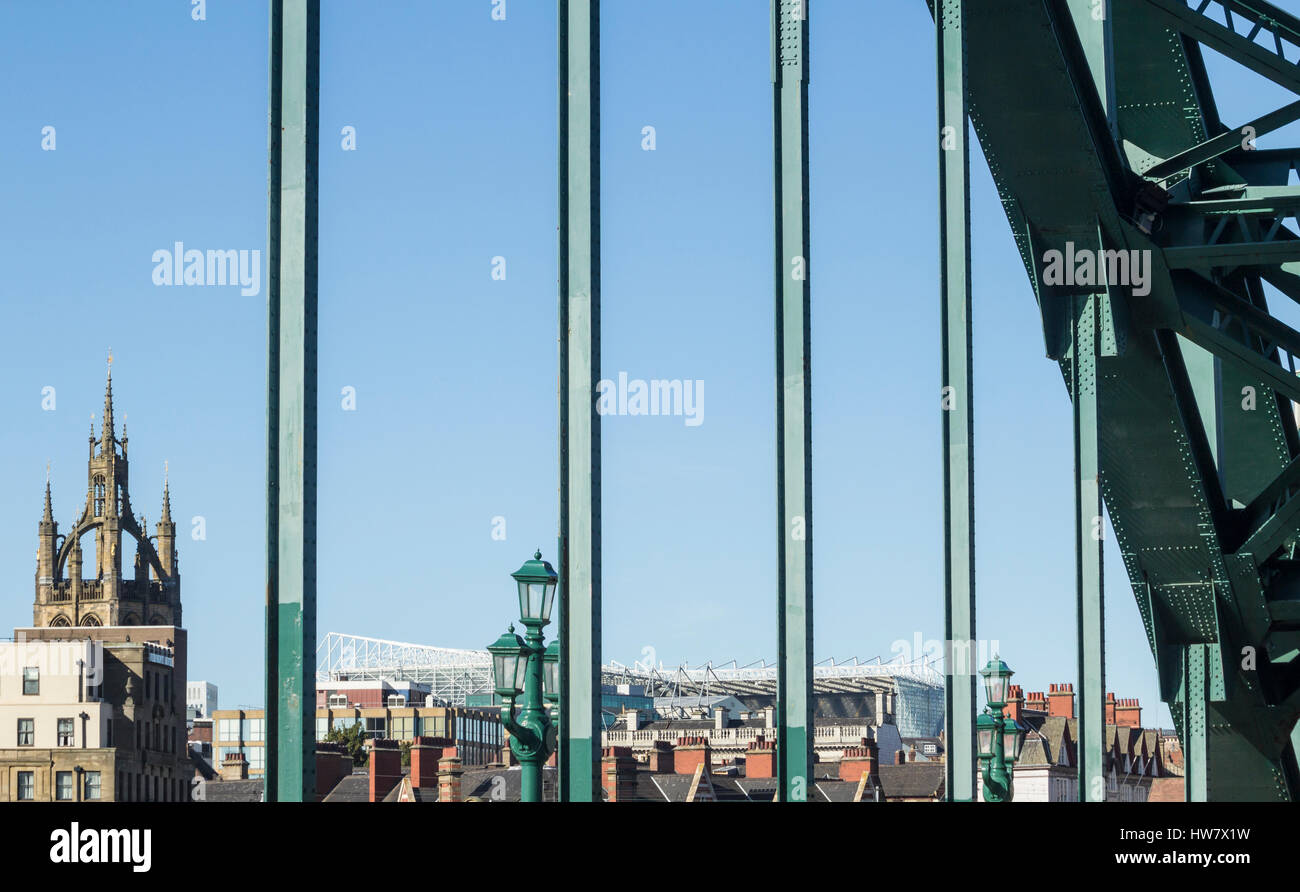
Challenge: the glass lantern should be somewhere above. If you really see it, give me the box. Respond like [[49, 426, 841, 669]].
[[486, 627, 526, 698], [512, 551, 559, 625], [979, 656, 1014, 709]]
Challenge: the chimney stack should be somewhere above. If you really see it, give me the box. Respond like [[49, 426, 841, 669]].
[[647, 740, 675, 774], [1105, 692, 1117, 725], [1024, 691, 1047, 714], [714, 705, 728, 731], [895, 748, 907, 766], [839, 738, 879, 783], [674, 736, 712, 776], [367, 738, 402, 802], [625, 708, 640, 732], [438, 751, 464, 803], [601, 746, 637, 801], [1115, 698, 1142, 728], [745, 738, 777, 779], [220, 752, 248, 781], [1003, 684, 1024, 722], [410, 736, 452, 792], [314, 743, 349, 799], [1047, 683, 1075, 719], [763, 706, 776, 729]]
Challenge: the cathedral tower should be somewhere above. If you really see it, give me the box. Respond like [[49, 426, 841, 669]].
[[34, 359, 182, 627]]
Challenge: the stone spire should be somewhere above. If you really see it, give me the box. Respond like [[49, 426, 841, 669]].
[[100, 351, 115, 454], [42, 463, 54, 525], [160, 461, 172, 524]]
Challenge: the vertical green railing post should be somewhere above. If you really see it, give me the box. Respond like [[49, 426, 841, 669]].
[[773, 0, 813, 802], [265, 0, 319, 803], [1072, 293, 1106, 802], [558, 0, 601, 803], [937, 0, 976, 803], [1183, 644, 1209, 801], [1066, 0, 1114, 806]]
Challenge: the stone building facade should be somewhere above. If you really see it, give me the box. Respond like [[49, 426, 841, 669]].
[[0, 364, 190, 801]]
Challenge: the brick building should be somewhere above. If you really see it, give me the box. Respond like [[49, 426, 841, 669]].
[[993, 683, 1170, 802]]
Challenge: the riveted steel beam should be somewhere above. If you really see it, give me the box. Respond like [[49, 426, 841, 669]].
[[266, 0, 319, 803], [773, 0, 813, 803], [1073, 292, 1107, 802], [1146, 100, 1300, 181], [937, 0, 976, 803], [1137, 0, 1300, 96]]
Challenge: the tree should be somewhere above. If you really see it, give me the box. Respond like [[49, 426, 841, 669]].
[[323, 721, 368, 766]]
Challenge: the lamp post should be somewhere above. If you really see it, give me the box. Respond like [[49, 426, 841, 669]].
[[486, 551, 559, 803], [977, 656, 1023, 802]]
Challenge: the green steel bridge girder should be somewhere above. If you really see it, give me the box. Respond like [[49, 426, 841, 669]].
[[773, 0, 814, 802], [558, 0, 601, 803], [937, 0, 1300, 799], [265, 0, 319, 803]]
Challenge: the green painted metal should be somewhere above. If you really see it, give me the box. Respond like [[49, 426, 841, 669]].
[[1071, 291, 1106, 802], [936, 0, 976, 803], [557, 0, 601, 803], [265, 0, 318, 803], [931, 0, 1300, 798], [1136, 0, 1300, 94], [1183, 644, 1209, 801], [1066, 0, 1112, 805], [772, 0, 813, 802], [496, 551, 559, 803], [1145, 100, 1300, 181]]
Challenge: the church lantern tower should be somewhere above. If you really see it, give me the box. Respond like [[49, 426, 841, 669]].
[[34, 358, 182, 628]]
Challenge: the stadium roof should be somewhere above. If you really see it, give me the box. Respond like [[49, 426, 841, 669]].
[[316, 632, 942, 706]]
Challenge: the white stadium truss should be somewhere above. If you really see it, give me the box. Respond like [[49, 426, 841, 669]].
[[316, 632, 493, 706], [316, 632, 943, 708]]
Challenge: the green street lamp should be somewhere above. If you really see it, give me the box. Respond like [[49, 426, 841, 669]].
[[486, 551, 559, 803], [977, 656, 1022, 802], [543, 640, 560, 705]]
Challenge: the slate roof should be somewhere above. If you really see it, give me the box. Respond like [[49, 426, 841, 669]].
[[200, 779, 265, 803], [321, 773, 371, 803], [1014, 715, 1164, 777], [382, 775, 437, 802], [875, 763, 945, 800], [812, 778, 872, 802], [461, 765, 560, 802]]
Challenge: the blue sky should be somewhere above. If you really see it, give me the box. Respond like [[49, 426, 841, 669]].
[[2, 1, 1297, 725]]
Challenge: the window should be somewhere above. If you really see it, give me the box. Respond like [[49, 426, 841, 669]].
[[364, 717, 386, 738], [22, 667, 38, 696], [391, 717, 413, 739], [246, 748, 266, 771], [93, 477, 105, 516], [218, 718, 239, 741], [387, 694, 407, 707], [242, 718, 264, 742], [56, 771, 73, 801], [17, 718, 34, 747], [316, 718, 327, 741], [16, 772, 34, 801], [328, 694, 347, 708], [57, 718, 74, 747]]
